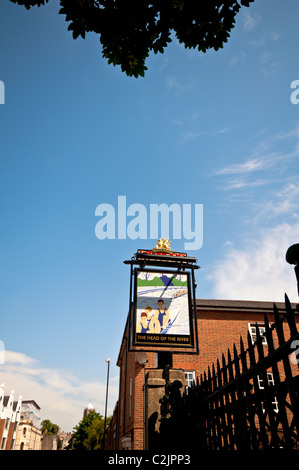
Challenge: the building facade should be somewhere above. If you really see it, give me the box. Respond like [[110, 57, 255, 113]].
[[106, 298, 299, 450], [83, 401, 95, 418], [15, 400, 42, 450], [0, 384, 22, 450]]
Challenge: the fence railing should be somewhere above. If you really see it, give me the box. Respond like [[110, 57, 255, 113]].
[[156, 294, 299, 451]]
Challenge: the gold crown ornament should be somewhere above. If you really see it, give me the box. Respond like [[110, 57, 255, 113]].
[[152, 238, 173, 254]]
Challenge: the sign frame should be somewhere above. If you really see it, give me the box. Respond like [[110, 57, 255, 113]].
[[124, 247, 199, 355], [132, 267, 195, 349]]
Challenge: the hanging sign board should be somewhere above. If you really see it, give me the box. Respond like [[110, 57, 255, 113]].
[[132, 268, 194, 348]]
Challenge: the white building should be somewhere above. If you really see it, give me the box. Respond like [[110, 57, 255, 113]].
[[15, 400, 42, 450], [0, 384, 22, 450]]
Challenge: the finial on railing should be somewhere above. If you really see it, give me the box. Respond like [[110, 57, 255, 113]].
[[286, 244, 299, 298]]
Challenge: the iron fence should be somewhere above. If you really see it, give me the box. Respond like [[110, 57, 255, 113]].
[[157, 294, 299, 451]]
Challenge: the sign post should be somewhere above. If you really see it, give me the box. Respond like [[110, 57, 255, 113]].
[[124, 239, 200, 355]]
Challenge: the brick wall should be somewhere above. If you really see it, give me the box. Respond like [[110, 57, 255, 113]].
[[5, 421, 15, 450], [0, 420, 4, 447]]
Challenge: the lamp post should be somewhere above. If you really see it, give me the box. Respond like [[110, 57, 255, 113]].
[[286, 243, 299, 296], [103, 358, 110, 449]]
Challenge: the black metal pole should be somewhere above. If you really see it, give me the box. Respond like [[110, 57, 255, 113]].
[[103, 358, 110, 449], [295, 265, 299, 296]]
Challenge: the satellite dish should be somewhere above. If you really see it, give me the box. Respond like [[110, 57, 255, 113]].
[[136, 351, 148, 366]]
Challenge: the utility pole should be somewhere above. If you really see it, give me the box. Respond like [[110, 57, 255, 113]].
[[103, 358, 110, 449]]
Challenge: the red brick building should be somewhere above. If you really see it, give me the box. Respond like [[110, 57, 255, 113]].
[[105, 297, 299, 450]]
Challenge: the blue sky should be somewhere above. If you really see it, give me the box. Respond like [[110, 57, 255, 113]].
[[1, 0, 299, 431]]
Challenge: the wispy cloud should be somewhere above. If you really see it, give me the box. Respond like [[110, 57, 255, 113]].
[[216, 157, 271, 175], [221, 178, 268, 191], [181, 127, 230, 141], [208, 221, 299, 302], [249, 31, 281, 48], [216, 127, 299, 178], [182, 130, 207, 140], [229, 51, 246, 66], [213, 127, 299, 229], [0, 350, 119, 432], [165, 76, 193, 95], [243, 11, 260, 32], [217, 128, 230, 135], [252, 181, 299, 221]]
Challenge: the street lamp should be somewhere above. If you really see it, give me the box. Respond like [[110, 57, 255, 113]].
[[286, 243, 299, 296], [103, 358, 110, 449]]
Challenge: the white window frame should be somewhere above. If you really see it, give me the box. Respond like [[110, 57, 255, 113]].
[[257, 372, 279, 413], [248, 323, 267, 345], [184, 370, 196, 393]]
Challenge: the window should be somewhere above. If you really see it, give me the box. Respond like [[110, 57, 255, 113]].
[[1, 437, 6, 450], [248, 323, 267, 345], [5, 418, 10, 430], [257, 372, 279, 413], [184, 371, 196, 393]]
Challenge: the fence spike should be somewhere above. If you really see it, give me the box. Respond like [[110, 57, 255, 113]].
[[247, 331, 256, 367], [207, 366, 212, 392], [233, 344, 240, 376], [264, 313, 274, 351], [240, 336, 248, 372], [227, 348, 234, 382], [285, 292, 292, 311], [217, 359, 222, 388], [273, 302, 280, 323], [212, 363, 217, 391], [222, 353, 228, 384], [255, 322, 265, 360], [285, 293, 298, 336], [273, 303, 285, 345]]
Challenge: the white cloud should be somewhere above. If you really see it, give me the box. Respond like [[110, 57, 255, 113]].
[[252, 181, 299, 222], [0, 351, 119, 432], [209, 222, 299, 303], [216, 128, 230, 135], [249, 31, 281, 48], [221, 178, 268, 190], [5, 350, 37, 366], [182, 130, 203, 140], [243, 11, 260, 32], [165, 76, 193, 95], [216, 127, 299, 182], [259, 52, 273, 64], [229, 51, 246, 66], [216, 157, 271, 175]]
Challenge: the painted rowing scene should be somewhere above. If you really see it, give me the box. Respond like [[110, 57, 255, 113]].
[[134, 270, 192, 343]]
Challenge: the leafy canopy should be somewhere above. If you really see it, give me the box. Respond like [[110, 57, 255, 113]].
[[10, 0, 255, 77], [68, 410, 111, 450], [41, 419, 59, 435]]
